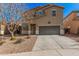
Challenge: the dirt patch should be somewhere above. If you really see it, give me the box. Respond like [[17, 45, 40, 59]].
[[0, 35, 37, 54], [65, 34, 79, 42]]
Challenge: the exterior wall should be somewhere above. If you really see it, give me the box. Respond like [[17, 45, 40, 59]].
[[64, 13, 76, 28], [64, 12, 79, 34], [70, 21, 79, 34], [0, 20, 6, 35], [0, 24, 5, 35]]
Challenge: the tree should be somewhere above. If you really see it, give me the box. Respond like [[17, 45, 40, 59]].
[[7, 17, 18, 40], [0, 3, 26, 40]]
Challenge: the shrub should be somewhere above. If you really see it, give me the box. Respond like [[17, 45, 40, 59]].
[[26, 36, 31, 39], [10, 36, 16, 40], [13, 39, 23, 44], [0, 40, 5, 45]]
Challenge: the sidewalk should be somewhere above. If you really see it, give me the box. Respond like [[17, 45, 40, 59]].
[[6, 49, 79, 56]]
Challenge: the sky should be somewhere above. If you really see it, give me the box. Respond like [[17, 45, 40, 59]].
[[0, 3, 79, 21]]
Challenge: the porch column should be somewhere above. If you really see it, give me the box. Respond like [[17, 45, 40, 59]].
[[28, 24, 31, 35], [60, 29, 64, 35], [60, 25, 64, 35], [36, 26, 39, 35]]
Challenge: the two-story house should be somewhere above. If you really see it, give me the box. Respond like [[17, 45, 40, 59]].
[[22, 4, 64, 35], [64, 11, 79, 34]]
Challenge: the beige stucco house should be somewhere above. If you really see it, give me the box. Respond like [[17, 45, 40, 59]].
[[64, 11, 79, 34], [22, 4, 64, 35]]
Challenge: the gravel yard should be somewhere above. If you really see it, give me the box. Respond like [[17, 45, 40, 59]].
[[0, 35, 37, 54]]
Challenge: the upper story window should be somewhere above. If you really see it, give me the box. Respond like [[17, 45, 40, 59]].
[[77, 13, 79, 16], [51, 9, 56, 16], [36, 10, 45, 15]]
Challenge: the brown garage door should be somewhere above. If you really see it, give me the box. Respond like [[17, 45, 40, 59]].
[[39, 26, 60, 35]]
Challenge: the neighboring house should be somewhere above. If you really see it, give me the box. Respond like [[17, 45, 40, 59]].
[[64, 11, 79, 34], [0, 18, 6, 35], [22, 4, 64, 35]]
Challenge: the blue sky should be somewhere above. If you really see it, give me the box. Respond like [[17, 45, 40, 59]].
[[26, 3, 79, 17]]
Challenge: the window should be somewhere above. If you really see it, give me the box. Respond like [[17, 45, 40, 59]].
[[51, 10, 56, 16], [33, 12, 37, 17], [77, 13, 79, 16], [36, 10, 45, 15], [22, 23, 28, 30]]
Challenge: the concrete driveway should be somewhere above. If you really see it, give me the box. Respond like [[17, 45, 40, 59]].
[[23, 35, 79, 56], [33, 35, 79, 51]]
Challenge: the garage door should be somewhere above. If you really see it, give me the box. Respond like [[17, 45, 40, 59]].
[[39, 26, 60, 35]]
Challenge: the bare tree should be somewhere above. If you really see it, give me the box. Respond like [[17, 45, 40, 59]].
[[7, 17, 17, 40], [7, 4, 26, 40], [0, 3, 26, 40]]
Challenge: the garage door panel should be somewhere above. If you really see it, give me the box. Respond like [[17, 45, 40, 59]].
[[39, 26, 60, 35]]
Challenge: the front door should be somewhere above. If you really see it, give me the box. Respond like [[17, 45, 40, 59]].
[[30, 24, 36, 35]]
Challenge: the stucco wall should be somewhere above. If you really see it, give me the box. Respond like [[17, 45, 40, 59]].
[[64, 13, 76, 28], [70, 21, 79, 34], [64, 12, 79, 34]]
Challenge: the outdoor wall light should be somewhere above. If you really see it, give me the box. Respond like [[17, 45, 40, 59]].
[[48, 21, 51, 24]]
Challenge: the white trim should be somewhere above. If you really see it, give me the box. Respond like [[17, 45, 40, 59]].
[[77, 13, 79, 16]]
